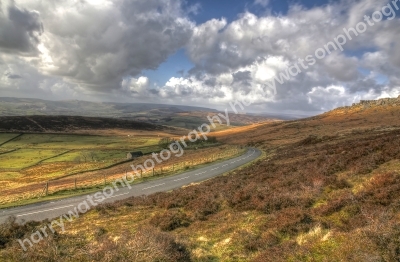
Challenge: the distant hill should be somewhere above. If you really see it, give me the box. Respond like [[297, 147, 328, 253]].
[[0, 115, 162, 133], [0, 97, 217, 117], [2, 98, 399, 261], [0, 97, 277, 129]]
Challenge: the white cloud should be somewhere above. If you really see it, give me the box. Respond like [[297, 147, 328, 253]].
[[1, 0, 195, 97], [1, 0, 400, 115], [162, 0, 400, 113], [254, 0, 270, 7]]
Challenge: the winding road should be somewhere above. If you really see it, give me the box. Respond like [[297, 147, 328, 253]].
[[0, 148, 261, 224]]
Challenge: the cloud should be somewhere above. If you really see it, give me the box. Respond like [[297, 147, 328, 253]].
[[160, 0, 400, 113], [122, 76, 150, 95], [1, 0, 400, 115], [11, 0, 195, 93], [254, 0, 270, 7], [0, 1, 43, 54]]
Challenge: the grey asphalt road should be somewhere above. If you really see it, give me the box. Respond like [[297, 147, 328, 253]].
[[0, 148, 261, 224]]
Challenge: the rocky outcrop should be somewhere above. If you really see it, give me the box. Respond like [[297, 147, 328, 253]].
[[355, 95, 400, 107], [324, 95, 400, 116], [332, 95, 400, 112]]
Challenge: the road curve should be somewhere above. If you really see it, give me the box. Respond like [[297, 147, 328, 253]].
[[0, 148, 262, 224]]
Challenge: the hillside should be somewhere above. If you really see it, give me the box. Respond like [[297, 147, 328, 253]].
[[0, 116, 163, 133], [0, 98, 276, 129], [1, 99, 400, 261], [213, 96, 400, 147], [0, 97, 217, 117]]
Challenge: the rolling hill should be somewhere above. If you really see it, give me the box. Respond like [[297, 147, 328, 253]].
[[0, 97, 276, 129], [2, 98, 400, 261], [0, 115, 164, 133]]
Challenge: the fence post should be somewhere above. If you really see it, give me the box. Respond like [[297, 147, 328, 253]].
[[152, 168, 155, 176], [45, 182, 49, 196], [74, 178, 77, 190], [104, 174, 106, 185]]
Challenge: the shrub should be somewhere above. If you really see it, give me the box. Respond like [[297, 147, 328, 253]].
[[0, 217, 40, 249], [150, 210, 191, 231]]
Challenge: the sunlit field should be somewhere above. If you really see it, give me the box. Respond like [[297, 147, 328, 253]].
[[0, 133, 160, 199], [0, 131, 241, 207]]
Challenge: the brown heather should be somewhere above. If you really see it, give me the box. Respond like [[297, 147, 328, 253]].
[[1, 100, 400, 261]]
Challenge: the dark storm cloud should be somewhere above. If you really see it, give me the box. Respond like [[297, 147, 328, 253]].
[[0, 1, 43, 54], [348, 78, 383, 94], [2, 0, 400, 114], [5, 72, 21, 79], [0, 0, 195, 99], [35, 0, 195, 91], [204, 77, 217, 87]]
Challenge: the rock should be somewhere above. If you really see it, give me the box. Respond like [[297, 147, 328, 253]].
[[329, 96, 400, 114]]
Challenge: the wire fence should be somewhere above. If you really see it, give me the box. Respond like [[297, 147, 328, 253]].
[[0, 147, 243, 205]]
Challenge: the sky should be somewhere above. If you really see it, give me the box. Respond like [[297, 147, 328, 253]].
[[1, 0, 400, 115]]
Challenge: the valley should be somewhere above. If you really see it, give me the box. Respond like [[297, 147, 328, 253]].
[[1, 98, 399, 261]]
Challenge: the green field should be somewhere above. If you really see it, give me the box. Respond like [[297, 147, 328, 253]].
[[0, 149, 65, 169], [0, 133, 20, 145], [1, 134, 159, 150], [0, 133, 162, 183], [42, 150, 127, 163]]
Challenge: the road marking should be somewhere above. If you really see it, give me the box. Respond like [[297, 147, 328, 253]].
[[6, 150, 258, 220], [142, 183, 165, 190], [17, 205, 75, 217], [174, 176, 189, 182], [108, 192, 130, 199]]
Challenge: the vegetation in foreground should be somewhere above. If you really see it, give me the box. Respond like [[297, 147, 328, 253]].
[[1, 102, 400, 261]]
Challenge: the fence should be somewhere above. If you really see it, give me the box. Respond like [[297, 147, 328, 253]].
[[1, 147, 243, 205]]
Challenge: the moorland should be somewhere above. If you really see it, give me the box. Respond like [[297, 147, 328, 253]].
[[1, 97, 400, 261]]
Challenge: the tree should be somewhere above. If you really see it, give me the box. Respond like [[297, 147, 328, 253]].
[[80, 152, 89, 162], [89, 151, 97, 161]]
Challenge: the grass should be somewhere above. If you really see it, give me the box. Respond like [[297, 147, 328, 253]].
[[0, 134, 20, 145], [42, 150, 126, 163], [2, 106, 400, 261], [0, 133, 163, 206], [0, 146, 244, 209], [1, 133, 159, 150], [0, 133, 160, 172], [0, 149, 64, 169]]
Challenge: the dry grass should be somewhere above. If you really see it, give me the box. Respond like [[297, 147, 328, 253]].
[[2, 105, 400, 261], [0, 145, 241, 207]]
